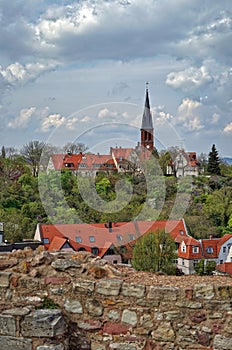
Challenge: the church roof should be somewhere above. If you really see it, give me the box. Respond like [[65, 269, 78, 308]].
[[141, 85, 153, 130]]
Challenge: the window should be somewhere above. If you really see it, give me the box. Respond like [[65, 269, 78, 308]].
[[223, 246, 226, 253], [192, 246, 199, 254], [79, 163, 87, 168], [89, 236, 95, 243], [181, 244, 186, 253], [179, 230, 184, 235], [65, 162, 74, 167], [129, 234, 135, 241], [75, 236, 82, 243], [91, 247, 99, 255], [182, 259, 185, 266], [117, 234, 122, 242], [193, 259, 198, 267], [206, 246, 214, 254], [43, 238, 50, 244], [220, 260, 223, 264]]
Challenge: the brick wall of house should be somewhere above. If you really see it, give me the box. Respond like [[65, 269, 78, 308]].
[[0, 249, 231, 350]]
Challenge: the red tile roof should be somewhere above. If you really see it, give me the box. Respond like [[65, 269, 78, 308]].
[[200, 238, 221, 259], [36, 219, 188, 256], [216, 262, 232, 275], [50, 153, 117, 172]]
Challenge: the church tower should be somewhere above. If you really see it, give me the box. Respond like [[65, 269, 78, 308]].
[[141, 82, 154, 150]]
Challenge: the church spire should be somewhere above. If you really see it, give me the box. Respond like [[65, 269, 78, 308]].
[[141, 82, 154, 150]]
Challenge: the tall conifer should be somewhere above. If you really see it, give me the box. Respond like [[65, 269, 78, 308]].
[[207, 144, 221, 175]]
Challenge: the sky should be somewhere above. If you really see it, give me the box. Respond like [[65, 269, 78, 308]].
[[0, 0, 232, 157]]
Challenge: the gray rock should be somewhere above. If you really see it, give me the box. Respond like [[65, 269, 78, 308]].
[[21, 309, 66, 337], [95, 279, 122, 296], [0, 315, 16, 336], [214, 335, 232, 350], [0, 336, 32, 350], [51, 259, 81, 271], [121, 309, 137, 326]]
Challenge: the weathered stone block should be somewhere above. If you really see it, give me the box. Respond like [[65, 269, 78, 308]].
[[109, 343, 137, 350], [0, 272, 12, 287], [214, 335, 232, 350], [73, 280, 95, 293], [147, 286, 179, 301], [36, 345, 64, 350], [21, 310, 66, 337], [106, 309, 120, 321], [19, 276, 40, 290], [51, 258, 81, 271], [64, 299, 83, 314], [0, 336, 32, 350], [121, 309, 137, 326], [95, 279, 122, 296], [91, 342, 106, 350], [151, 322, 175, 342], [103, 321, 129, 335], [44, 276, 71, 285], [194, 283, 214, 299], [121, 283, 145, 298], [77, 319, 102, 330], [2, 307, 30, 316], [216, 285, 232, 299], [85, 298, 103, 316], [0, 315, 16, 336], [205, 300, 232, 311]]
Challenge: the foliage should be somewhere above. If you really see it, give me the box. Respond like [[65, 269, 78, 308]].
[[36, 297, 59, 309], [20, 140, 45, 177], [207, 144, 221, 175], [195, 259, 216, 275], [132, 229, 177, 275]]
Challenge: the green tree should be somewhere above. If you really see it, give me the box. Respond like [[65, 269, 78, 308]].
[[20, 141, 45, 176], [207, 144, 221, 175], [132, 229, 177, 275], [195, 259, 216, 275]]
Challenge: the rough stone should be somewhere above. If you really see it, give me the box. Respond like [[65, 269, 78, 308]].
[[0, 336, 32, 350], [73, 280, 95, 293], [64, 299, 83, 314], [95, 279, 122, 296], [77, 319, 102, 330], [91, 342, 106, 350], [103, 322, 129, 335], [147, 286, 179, 301], [216, 285, 232, 298], [21, 310, 66, 337], [214, 335, 232, 350], [106, 309, 120, 321], [0, 272, 12, 287], [109, 343, 137, 350], [36, 345, 64, 350], [122, 309, 138, 326], [121, 283, 146, 298], [194, 283, 215, 299], [151, 322, 175, 342], [85, 298, 103, 316], [51, 258, 81, 271], [2, 307, 30, 316], [44, 276, 71, 285], [0, 315, 16, 336]]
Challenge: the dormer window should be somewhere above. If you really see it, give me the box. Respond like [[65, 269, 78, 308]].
[[192, 246, 199, 254], [206, 246, 214, 254], [181, 244, 186, 253], [89, 236, 95, 243], [43, 238, 50, 244], [65, 162, 74, 168]]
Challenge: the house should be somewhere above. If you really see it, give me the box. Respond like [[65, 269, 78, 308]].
[[47, 152, 117, 176], [47, 84, 155, 176], [178, 233, 232, 274], [167, 150, 202, 177], [34, 219, 188, 265]]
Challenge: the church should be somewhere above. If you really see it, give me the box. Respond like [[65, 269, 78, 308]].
[[47, 84, 155, 176], [47, 84, 201, 177]]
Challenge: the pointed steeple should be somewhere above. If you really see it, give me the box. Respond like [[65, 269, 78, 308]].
[[141, 82, 154, 150], [141, 82, 153, 130]]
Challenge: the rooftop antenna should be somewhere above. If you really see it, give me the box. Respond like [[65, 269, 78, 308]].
[[146, 81, 149, 91]]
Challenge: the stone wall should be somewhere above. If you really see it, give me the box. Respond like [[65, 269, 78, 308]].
[[0, 249, 232, 349]]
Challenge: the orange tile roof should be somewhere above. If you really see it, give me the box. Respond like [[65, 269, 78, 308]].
[[216, 262, 232, 275], [37, 219, 188, 256], [51, 154, 83, 170], [201, 238, 221, 259], [178, 236, 202, 259], [111, 147, 134, 160], [48, 236, 67, 252]]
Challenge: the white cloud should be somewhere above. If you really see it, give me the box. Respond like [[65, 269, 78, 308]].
[[166, 65, 212, 92], [224, 122, 232, 133], [175, 98, 204, 131], [40, 113, 65, 132], [8, 107, 36, 128]]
